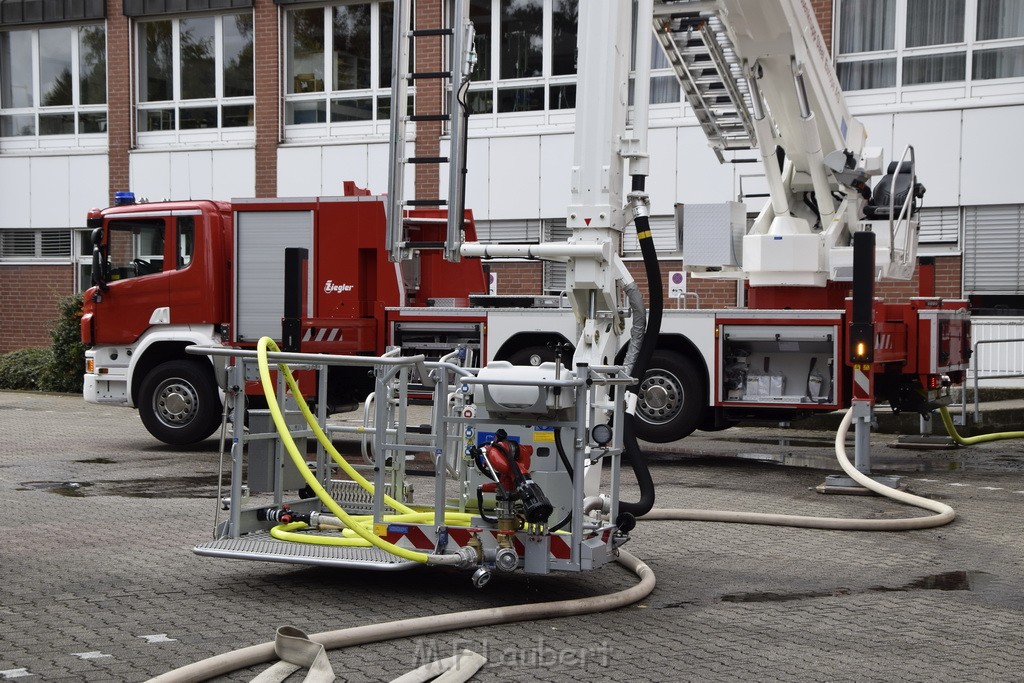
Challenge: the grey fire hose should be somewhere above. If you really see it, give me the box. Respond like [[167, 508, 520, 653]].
[[147, 550, 654, 683]]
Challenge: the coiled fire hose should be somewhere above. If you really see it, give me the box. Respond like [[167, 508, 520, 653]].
[[254, 337, 473, 566]]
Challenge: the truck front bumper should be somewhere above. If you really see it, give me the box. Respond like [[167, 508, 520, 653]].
[[83, 373, 129, 406]]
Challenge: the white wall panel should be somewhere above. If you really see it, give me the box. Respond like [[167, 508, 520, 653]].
[[961, 106, 1024, 206], [645, 127, 679, 216], [169, 151, 214, 200], [29, 156, 69, 227], [892, 110, 961, 206], [277, 146, 324, 196], [675, 125, 735, 205], [464, 137, 490, 219], [858, 113, 893, 153], [130, 152, 172, 202], [0, 157, 32, 228], [67, 155, 108, 224], [366, 141, 393, 196], [538, 133, 573, 218], [321, 144, 369, 195], [488, 136, 541, 220], [212, 148, 256, 199]]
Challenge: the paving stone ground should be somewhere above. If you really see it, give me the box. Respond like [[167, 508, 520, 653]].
[[3, 390, 1024, 682]]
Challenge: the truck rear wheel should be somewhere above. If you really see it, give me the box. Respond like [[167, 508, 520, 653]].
[[634, 351, 704, 443], [138, 359, 222, 445]]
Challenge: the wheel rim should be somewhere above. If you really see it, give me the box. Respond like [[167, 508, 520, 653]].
[[152, 378, 200, 427], [638, 369, 683, 425]]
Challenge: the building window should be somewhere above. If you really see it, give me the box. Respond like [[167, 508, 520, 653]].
[[136, 12, 254, 137], [963, 204, 1024, 295], [0, 24, 106, 146], [836, 0, 1024, 93], [283, 1, 393, 132], [0, 228, 72, 263], [467, 0, 579, 115]]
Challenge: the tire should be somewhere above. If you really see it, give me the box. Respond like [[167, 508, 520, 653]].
[[138, 359, 222, 445], [507, 345, 557, 367], [633, 351, 705, 443]]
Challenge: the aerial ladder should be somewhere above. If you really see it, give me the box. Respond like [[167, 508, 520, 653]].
[[385, 0, 474, 264]]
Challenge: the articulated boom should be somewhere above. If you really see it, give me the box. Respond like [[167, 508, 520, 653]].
[[654, 0, 921, 289]]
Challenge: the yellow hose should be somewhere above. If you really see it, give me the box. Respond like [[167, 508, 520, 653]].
[[255, 337, 466, 564], [938, 405, 1024, 446]]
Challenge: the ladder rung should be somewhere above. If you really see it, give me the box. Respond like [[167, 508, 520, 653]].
[[410, 28, 453, 37], [404, 216, 465, 225], [402, 241, 446, 249], [408, 156, 449, 164], [409, 114, 450, 122], [405, 199, 448, 206], [410, 71, 452, 80]]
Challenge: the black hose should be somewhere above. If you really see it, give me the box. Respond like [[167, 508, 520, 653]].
[[553, 427, 574, 480], [618, 175, 659, 518]]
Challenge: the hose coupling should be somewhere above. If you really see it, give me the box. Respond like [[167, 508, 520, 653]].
[[625, 191, 651, 220], [494, 546, 519, 572], [452, 545, 479, 569], [258, 505, 307, 525]]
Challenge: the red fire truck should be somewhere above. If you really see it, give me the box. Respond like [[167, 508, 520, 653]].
[[80, 185, 487, 445]]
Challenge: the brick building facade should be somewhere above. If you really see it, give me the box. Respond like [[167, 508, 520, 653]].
[[3, 0, 1006, 354]]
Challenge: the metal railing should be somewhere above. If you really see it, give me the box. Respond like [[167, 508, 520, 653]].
[[971, 337, 1024, 423]]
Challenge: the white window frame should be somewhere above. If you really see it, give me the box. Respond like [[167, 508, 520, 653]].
[[0, 23, 107, 152], [0, 227, 73, 265], [135, 11, 255, 147], [467, 0, 580, 130], [835, 0, 1024, 105], [282, 1, 395, 142]]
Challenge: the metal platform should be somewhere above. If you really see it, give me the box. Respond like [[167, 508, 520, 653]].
[[194, 534, 418, 571]]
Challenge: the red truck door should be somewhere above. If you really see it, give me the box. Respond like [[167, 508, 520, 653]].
[[91, 216, 172, 345], [93, 211, 215, 344]]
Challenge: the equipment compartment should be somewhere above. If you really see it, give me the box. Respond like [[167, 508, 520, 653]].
[[719, 324, 838, 407]]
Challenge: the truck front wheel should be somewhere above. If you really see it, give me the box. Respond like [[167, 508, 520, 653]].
[[138, 360, 222, 445], [634, 351, 705, 443]]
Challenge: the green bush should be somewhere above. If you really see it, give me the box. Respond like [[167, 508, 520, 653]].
[[0, 293, 85, 393], [0, 347, 51, 390], [44, 294, 85, 393]]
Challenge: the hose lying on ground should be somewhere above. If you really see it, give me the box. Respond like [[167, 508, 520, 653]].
[[938, 405, 1024, 446], [152, 401, 962, 682], [146, 550, 655, 683], [641, 408, 955, 531]]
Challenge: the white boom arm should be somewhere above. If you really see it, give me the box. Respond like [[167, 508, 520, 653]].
[[464, 0, 648, 369], [653, 0, 919, 286]]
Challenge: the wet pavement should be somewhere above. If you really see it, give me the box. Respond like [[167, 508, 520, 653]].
[[3, 390, 1024, 681]]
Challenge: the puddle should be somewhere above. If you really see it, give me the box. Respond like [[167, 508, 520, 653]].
[[16, 481, 94, 497], [75, 457, 117, 464], [720, 437, 840, 449], [720, 571, 988, 603], [16, 475, 219, 499]]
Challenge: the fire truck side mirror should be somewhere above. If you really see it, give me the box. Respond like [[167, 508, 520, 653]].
[[90, 227, 109, 291]]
